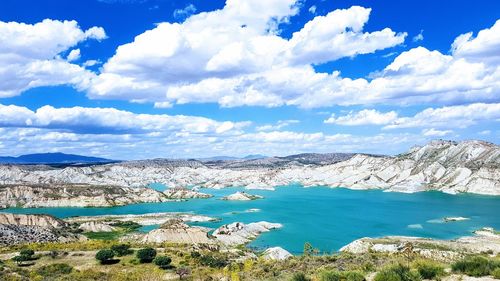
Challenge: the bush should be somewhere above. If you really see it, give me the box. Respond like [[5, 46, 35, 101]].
[[492, 268, 500, 279], [291, 272, 311, 281], [374, 264, 421, 281], [111, 244, 133, 256], [36, 263, 73, 277], [154, 256, 172, 269], [414, 260, 445, 280], [198, 254, 227, 268], [136, 248, 157, 263], [320, 270, 365, 281], [452, 256, 498, 277], [95, 249, 115, 264], [19, 249, 34, 257]]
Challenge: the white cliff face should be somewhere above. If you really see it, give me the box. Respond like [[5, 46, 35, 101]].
[[0, 213, 67, 228], [213, 221, 282, 246], [221, 191, 263, 201], [163, 187, 213, 199], [141, 219, 213, 244], [0, 184, 170, 208], [262, 247, 293, 260], [0, 140, 498, 199], [78, 221, 117, 232]]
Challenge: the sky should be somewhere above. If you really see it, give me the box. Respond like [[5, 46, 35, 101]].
[[0, 0, 499, 159]]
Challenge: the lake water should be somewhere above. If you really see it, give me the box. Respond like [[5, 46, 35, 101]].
[[4, 185, 500, 254]]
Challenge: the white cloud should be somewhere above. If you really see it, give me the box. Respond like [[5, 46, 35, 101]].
[[451, 19, 500, 64], [89, 3, 406, 104], [421, 128, 453, 137], [0, 19, 106, 97], [67, 49, 81, 62], [0, 103, 249, 135], [324, 109, 398, 125], [412, 30, 424, 42], [256, 119, 299, 131], [173, 4, 197, 19], [384, 103, 500, 129], [478, 130, 491, 135], [308, 5, 317, 14]]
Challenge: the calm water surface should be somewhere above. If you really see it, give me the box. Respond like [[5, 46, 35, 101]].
[[4, 185, 500, 254]]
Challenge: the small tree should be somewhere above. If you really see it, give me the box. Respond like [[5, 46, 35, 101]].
[[111, 244, 133, 256], [136, 247, 157, 263], [12, 249, 36, 266], [95, 249, 115, 265], [154, 256, 172, 269], [176, 267, 190, 280], [20, 249, 35, 257]]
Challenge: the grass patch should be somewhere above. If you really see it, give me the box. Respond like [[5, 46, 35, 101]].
[[83, 231, 122, 240]]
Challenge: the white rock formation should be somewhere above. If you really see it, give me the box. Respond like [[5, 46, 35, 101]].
[[444, 217, 470, 222], [221, 191, 263, 201], [66, 212, 215, 226], [0, 140, 498, 201], [78, 221, 117, 232], [141, 219, 213, 244], [262, 247, 293, 260], [164, 187, 212, 199], [0, 213, 67, 228], [213, 221, 282, 246], [340, 228, 500, 262]]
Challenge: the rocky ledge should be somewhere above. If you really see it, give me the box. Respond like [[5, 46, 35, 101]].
[[262, 247, 293, 260], [213, 221, 282, 246], [0, 184, 170, 208], [163, 187, 212, 199], [0, 213, 85, 246], [340, 227, 500, 262], [65, 212, 216, 226], [141, 218, 213, 244], [221, 191, 263, 201]]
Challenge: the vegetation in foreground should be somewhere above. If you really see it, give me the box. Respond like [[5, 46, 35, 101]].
[[0, 240, 499, 281]]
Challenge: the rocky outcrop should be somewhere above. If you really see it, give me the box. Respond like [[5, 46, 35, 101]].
[[340, 227, 500, 262], [0, 140, 498, 198], [0, 184, 169, 208], [141, 219, 213, 244], [164, 187, 212, 199], [0, 213, 67, 228], [213, 221, 282, 246], [66, 212, 216, 226], [221, 191, 263, 201], [0, 213, 84, 246], [78, 221, 117, 232], [262, 247, 292, 260]]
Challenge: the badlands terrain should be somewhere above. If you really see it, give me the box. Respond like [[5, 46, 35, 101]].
[[0, 139, 498, 209]]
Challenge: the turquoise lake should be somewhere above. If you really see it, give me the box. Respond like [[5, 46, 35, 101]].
[[4, 185, 500, 254]]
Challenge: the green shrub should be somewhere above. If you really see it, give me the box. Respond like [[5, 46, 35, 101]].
[[19, 249, 34, 257], [136, 247, 157, 263], [320, 270, 365, 281], [291, 272, 311, 281], [198, 255, 227, 268], [414, 260, 445, 280], [492, 268, 500, 279], [36, 263, 73, 276], [451, 256, 498, 277], [110, 221, 141, 232], [154, 256, 172, 269], [111, 244, 133, 256], [95, 249, 115, 264], [374, 264, 421, 281]]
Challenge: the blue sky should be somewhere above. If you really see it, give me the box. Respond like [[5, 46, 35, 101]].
[[0, 0, 499, 159]]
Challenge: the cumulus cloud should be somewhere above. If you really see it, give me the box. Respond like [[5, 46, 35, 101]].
[[384, 103, 500, 129], [324, 109, 398, 125], [308, 5, 317, 14], [66, 49, 81, 62], [89, 3, 406, 105], [0, 103, 249, 135], [0, 19, 106, 97]]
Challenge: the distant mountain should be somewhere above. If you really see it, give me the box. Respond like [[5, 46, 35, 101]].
[[243, 154, 267, 160], [0, 153, 114, 164]]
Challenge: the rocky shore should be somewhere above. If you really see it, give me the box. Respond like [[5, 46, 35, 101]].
[[340, 227, 500, 262], [221, 191, 263, 201]]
